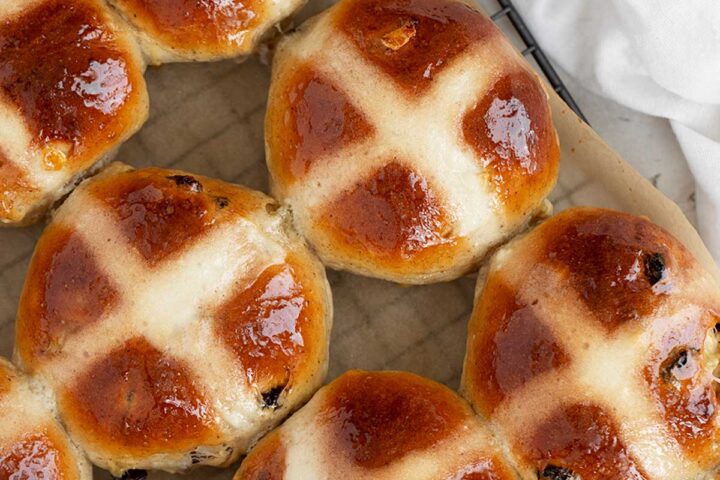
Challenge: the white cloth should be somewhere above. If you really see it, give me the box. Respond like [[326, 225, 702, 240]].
[[512, 0, 720, 261]]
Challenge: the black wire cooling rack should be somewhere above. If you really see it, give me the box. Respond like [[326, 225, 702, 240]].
[[490, 0, 589, 124]]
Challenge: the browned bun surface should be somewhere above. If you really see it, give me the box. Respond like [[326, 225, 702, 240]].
[[265, 0, 560, 284], [235, 370, 517, 479], [15, 163, 333, 475], [0, 358, 91, 480], [107, 0, 307, 62], [0, 0, 308, 226], [0, 0, 148, 225], [462, 207, 720, 479]]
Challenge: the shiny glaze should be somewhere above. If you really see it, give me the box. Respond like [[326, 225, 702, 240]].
[[0, 153, 36, 220], [17, 226, 118, 368], [320, 161, 453, 260], [0, 361, 15, 398], [320, 371, 468, 469], [215, 261, 313, 396], [337, 0, 496, 93], [61, 337, 216, 456], [448, 458, 515, 480], [526, 403, 647, 479], [644, 315, 718, 453], [462, 71, 559, 216], [467, 277, 568, 413], [234, 430, 285, 480], [268, 64, 374, 184], [542, 209, 683, 330], [92, 170, 219, 265], [0, 434, 64, 480], [0, 0, 141, 166], [112, 0, 262, 53]]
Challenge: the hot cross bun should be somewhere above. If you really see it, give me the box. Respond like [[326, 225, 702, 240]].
[[234, 370, 517, 479], [14, 163, 333, 476], [461, 207, 720, 479], [265, 0, 560, 284], [0, 0, 148, 226], [0, 357, 92, 480], [106, 0, 307, 63], [0, 0, 307, 226]]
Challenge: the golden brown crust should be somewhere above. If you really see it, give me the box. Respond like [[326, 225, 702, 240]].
[[233, 430, 286, 480], [107, 0, 306, 62], [0, 360, 90, 480], [0, 359, 16, 398], [214, 255, 327, 399], [60, 337, 219, 458], [0, 0, 145, 165], [86, 165, 267, 217], [525, 403, 647, 479], [445, 457, 516, 480], [462, 207, 720, 478], [316, 161, 464, 272], [0, 0, 148, 225], [643, 312, 719, 455], [266, 0, 560, 283], [16, 226, 119, 371], [464, 275, 569, 414], [0, 431, 79, 480], [335, 0, 496, 94], [265, 63, 375, 186], [0, 153, 38, 223], [538, 208, 692, 329], [88, 169, 236, 265], [320, 371, 471, 468], [110, 0, 264, 57], [15, 164, 332, 474], [236, 371, 516, 479], [462, 70, 559, 219]]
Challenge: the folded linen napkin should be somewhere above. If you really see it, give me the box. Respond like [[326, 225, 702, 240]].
[[513, 0, 720, 262]]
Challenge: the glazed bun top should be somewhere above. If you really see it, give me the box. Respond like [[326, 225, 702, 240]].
[[14, 163, 332, 475], [265, 0, 560, 284], [462, 207, 720, 479], [107, 0, 307, 63], [0, 0, 149, 226], [235, 370, 516, 480], [0, 358, 91, 480]]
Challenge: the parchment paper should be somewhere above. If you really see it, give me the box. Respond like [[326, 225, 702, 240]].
[[0, 1, 717, 478]]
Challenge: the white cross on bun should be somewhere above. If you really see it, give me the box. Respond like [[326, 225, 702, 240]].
[[0, 0, 306, 226], [234, 370, 517, 480], [13, 163, 333, 476], [0, 357, 92, 480], [0, 0, 148, 226], [265, 0, 560, 284], [462, 207, 720, 479]]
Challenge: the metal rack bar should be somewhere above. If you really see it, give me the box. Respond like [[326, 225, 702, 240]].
[[491, 0, 589, 124]]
